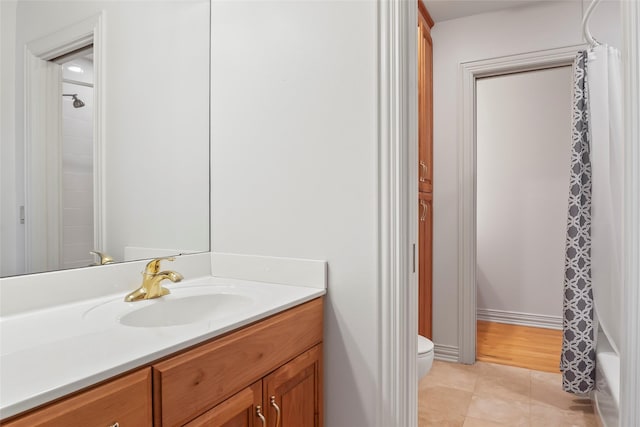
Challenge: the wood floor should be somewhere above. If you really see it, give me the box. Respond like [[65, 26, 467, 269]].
[[476, 321, 563, 373]]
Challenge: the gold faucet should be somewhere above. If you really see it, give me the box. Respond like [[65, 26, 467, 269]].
[[124, 257, 183, 302], [90, 251, 114, 266]]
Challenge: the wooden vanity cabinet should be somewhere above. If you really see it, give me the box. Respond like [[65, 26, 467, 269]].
[[152, 298, 323, 427], [185, 344, 322, 427], [1, 368, 152, 427]]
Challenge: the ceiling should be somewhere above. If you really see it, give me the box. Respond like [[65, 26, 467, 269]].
[[423, 0, 556, 22]]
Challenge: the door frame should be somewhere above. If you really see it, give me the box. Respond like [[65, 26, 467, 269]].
[[377, 0, 418, 426], [620, 2, 640, 425], [457, 45, 585, 364], [23, 52, 63, 272]]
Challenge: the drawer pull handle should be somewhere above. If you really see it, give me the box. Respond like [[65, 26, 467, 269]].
[[256, 405, 267, 427], [108, 423, 119, 427], [420, 200, 428, 222], [270, 396, 281, 427], [419, 161, 428, 182]]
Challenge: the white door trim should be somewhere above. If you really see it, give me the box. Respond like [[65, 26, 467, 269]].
[[377, 0, 418, 426], [620, 2, 640, 426], [457, 44, 585, 364], [0, 2, 19, 276], [24, 56, 62, 272]]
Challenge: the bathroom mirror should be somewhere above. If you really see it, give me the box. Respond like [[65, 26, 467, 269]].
[[0, 0, 210, 277]]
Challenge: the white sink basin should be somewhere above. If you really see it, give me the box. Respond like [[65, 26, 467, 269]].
[[83, 284, 257, 328], [119, 294, 254, 327]]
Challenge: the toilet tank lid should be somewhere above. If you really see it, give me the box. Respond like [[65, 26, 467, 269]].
[[418, 336, 434, 354]]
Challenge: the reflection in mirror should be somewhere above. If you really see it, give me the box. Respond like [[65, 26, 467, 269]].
[[0, 1, 210, 277], [60, 49, 95, 269]]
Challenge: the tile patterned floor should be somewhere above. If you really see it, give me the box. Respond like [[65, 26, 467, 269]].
[[419, 360, 599, 427]]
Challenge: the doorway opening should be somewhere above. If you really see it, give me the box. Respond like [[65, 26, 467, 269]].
[[457, 45, 585, 365], [56, 47, 96, 269], [474, 67, 572, 373]]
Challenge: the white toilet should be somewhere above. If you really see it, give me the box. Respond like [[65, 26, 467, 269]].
[[417, 335, 434, 380]]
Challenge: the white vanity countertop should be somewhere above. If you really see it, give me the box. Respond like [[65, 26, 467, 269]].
[[0, 276, 325, 419]]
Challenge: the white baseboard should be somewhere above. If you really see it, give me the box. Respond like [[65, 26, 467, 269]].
[[434, 344, 459, 363], [477, 308, 562, 330]]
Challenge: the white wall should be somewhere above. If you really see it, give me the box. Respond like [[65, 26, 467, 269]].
[[99, 1, 209, 261], [210, 1, 379, 425], [432, 1, 621, 350], [476, 67, 572, 320]]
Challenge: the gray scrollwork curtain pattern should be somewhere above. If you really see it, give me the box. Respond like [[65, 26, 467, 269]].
[[561, 51, 596, 394]]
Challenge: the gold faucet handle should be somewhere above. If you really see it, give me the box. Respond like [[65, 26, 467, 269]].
[[144, 257, 176, 275], [90, 251, 114, 265]]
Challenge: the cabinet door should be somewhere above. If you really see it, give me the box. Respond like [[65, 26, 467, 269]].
[[419, 192, 433, 339], [418, 9, 433, 193], [184, 382, 263, 427], [263, 345, 322, 427], [3, 369, 152, 427]]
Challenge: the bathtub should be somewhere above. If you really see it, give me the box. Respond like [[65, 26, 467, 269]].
[[594, 328, 620, 427]]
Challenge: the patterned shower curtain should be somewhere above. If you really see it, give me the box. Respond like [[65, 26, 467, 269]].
[[561, 51, 596, 394]]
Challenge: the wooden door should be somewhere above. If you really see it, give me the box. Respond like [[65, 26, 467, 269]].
[[418, 5, 434, 193], [419, 192, 433, 339], [263, 345, 322, 427], [184, 382, 263, 427]]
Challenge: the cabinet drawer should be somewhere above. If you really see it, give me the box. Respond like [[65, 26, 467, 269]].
[[3, 368, 152, 427], [153, 298, 323, 427]]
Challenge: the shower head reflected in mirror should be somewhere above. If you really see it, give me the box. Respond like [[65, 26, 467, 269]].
[[62, 93, 85, 108]]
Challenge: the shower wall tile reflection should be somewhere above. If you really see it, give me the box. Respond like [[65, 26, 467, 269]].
[[61, 56, 94, 270]]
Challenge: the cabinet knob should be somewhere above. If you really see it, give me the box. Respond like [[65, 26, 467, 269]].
[[270, 396, 281, 427], [256, 405, 267, 427], [419, 161, 428, 182]]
